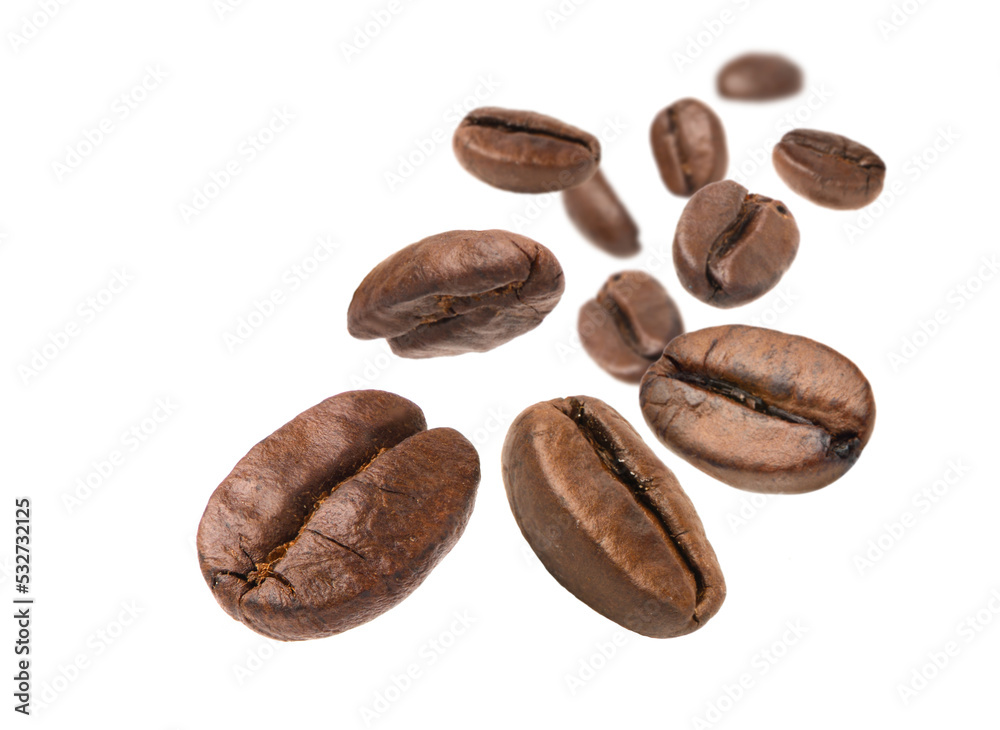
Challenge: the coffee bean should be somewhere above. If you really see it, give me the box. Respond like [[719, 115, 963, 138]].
[[197, 390, 480, 641], [502, 395, 725, 638], [347, 230, 565, 358], [773, 129, 886, 210], [640, 326, 876, 494], [717, 53, 803, 100], [673, 180, 799, 308], [562, 170, 640, 257], [453, 107, 601, 193], [579, 271, 683, 383], [650, 98, 728, 197]]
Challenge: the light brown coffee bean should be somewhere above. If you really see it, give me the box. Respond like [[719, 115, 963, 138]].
[[562, 170, 640, 257], [640, 326, 876, 494], [502, 395, 725, 638], [453, 107, 601, 193], [579, 271, 683, 383], [650, 98, 728, 196], [773, 129, 886, 210], [196, 390, 480, 640], [673, 180, 799, 308], [717, 53, 803, 100]]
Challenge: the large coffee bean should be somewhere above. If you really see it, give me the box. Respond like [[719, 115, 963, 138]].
[[773, 129, 886, 210], [502, 395, 725, 638], [196, 390, 480, 641], [453, 107, 601, 193], [347, 230, 564, 358], [640, 326, 876, 494]]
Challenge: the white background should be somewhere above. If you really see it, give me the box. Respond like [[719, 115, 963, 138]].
[[2, 0, 998, 727]]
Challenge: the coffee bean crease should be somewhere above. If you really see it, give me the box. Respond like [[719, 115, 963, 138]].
[[566, 399, 710, 615]]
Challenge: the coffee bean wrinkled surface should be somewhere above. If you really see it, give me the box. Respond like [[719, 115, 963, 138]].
[[197, 390, 480, 640], [348, 230, 564, 358]]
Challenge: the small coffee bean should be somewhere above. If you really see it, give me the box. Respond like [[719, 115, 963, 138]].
[[579, 271, 683, 383], [773, 129, 886, 210], [640, 325, 876, 494], [562, 170, 640, 257], [717, 53, 803, 100], [650, 98, 728, 197], [196, 390, 480, 640], [347, 230, 564, 358], [453, 107, 601, 193], [673, 180, 799, 308], [502, 395, 725, 638]]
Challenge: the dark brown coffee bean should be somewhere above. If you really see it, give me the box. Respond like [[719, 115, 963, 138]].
[[347, 230, 564, 358], [196, 390, 480, 641], [640, 326, 876, 494], [502, 396, 725, 638], [579, 271, 683, 383], [562, 170, 640, 257], [773, 129, 886, 210], [717, 53, 803, 100], [650, 98, 728, 197], [673, 180, 799, 308], [453, 107, 601, 193]]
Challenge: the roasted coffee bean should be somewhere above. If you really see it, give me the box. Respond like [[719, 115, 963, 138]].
[[562, 170, 640, 257], [650, 98, 728, 197], [673, 180, 799, 308], [717, 53, 802, 100], [502, 396, 725, 638], [773, 129, 886, 210], [453, 107, 601, 193], [347, 230, 564, 358], [197, 390, 480, 641], [640, 326, 876, 494], [579, 271, 683, 383]]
